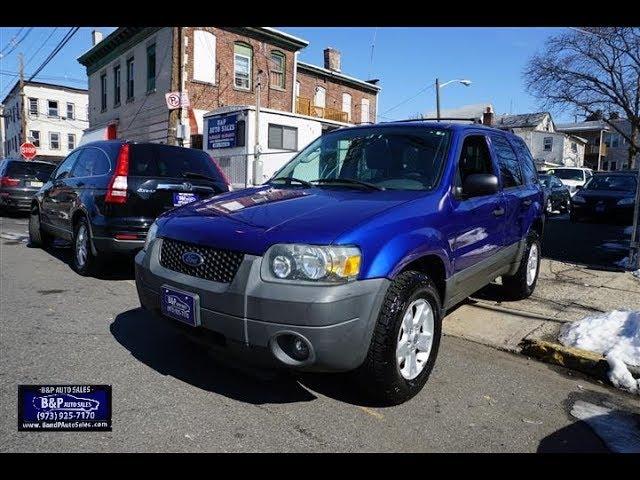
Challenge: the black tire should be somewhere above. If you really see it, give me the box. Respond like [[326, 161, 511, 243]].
[[357, 270, 442, 406], [28, 206, 52, 248], [71, 217, 101, 276], [502, 232, 541, 300]]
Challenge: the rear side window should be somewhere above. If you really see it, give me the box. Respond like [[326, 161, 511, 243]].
[[71, 148, 111, 177], [490, 134, 522, 188], [6, 161, 56, 181], [510, 137, 538, 185], [129, 144, 224, 182]]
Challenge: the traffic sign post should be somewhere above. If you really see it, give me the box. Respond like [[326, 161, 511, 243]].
[[20, 142, 37, 160]]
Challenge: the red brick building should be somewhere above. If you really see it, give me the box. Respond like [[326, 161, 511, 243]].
[[78, 27, 381, 147]]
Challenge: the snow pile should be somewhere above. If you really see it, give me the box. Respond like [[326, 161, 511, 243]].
[[558, 311, 640, 395]]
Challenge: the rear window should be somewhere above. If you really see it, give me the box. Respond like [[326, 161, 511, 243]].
[[6, 162, 56, 181], [549, 168, 584, 181], [129, 144, 224, 182]]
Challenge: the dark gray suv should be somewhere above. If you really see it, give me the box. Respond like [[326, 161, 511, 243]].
[[0, 159, 56, 214]]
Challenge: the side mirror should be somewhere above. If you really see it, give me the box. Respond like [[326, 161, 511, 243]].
[[462, 173, 499, 197]]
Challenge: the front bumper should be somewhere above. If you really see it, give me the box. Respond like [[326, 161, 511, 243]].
[[134, 238, 390, 372]]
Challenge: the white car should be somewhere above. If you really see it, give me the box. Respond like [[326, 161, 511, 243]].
[[546, 167, 594, 196]]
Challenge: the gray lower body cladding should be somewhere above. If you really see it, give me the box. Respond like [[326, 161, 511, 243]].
[[135, 238, 390, 372]]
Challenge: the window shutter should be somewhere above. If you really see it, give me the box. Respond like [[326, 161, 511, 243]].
[[193, 30, 217, 83]]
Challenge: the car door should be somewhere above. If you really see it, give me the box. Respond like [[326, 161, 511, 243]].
[[489, 133, 529, 251], [449, 133, 506, 296], [41, 150, 83, 235]]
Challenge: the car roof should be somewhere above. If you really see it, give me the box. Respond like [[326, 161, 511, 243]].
[[340, 120, 520, 137], [549, 166, 590, 170]]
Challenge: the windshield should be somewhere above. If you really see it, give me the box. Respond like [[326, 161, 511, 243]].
[[270, 126, 451, 191], [584, 175, 636, 192], [548, 169, 584, 181], [129, 144, 225, 182], [6, 161, 55, 181]]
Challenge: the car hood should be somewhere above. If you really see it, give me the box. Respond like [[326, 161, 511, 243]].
[[157, 185, 420, 255]]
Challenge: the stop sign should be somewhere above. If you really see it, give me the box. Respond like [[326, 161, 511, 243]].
[[20, 142, 37, 160]]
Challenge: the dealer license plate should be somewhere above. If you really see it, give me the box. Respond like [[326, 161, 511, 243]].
[[160, 285, 200, 327]]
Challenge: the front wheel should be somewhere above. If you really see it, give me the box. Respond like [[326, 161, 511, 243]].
[[502, 232, 541, 300], [357, 271, 442, 405], [28, 206, 52, 248]]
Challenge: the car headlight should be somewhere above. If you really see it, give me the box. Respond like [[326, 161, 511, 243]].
[[261, 244, 361, 284], [572, 195, 586, 204], [144, 222, 158, 251]]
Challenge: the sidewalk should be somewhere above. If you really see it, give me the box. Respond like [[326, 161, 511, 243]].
[[442, 258, 640, 378]]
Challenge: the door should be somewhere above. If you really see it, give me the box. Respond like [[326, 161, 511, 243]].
[[489, 133, 528, 249], [450, 134, 506, 284], [41, 150, 82, 233]]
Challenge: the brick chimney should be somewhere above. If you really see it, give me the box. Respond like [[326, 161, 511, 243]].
[[323, 48, 341, 72], [92, 30, 103, 46], [482, 106, 494, 126]]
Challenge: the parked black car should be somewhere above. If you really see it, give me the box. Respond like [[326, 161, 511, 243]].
[[0, 159, 56, 214], [28, 141, 230, 275], [570, 171, 636, 223], [538, 174, 571, 215]]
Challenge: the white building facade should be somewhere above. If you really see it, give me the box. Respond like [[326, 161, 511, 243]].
[[1, 81, 88, 163]]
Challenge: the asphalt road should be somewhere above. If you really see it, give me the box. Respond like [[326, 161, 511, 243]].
[[1, 213, 637, 453]]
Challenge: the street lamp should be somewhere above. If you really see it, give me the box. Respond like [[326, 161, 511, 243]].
[[436, 78, 472, 121]]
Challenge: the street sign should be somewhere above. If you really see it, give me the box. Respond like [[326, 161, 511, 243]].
[[165, 91, 190, 110], [20, 142, 37, 160]]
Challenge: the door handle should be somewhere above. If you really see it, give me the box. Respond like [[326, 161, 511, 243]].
[[492, 207, 505, 216], [523, 199, 532, 206]]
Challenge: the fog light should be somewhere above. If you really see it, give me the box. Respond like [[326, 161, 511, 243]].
[[277, 334, 310, 362]]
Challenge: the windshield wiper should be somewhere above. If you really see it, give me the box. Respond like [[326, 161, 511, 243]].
[[183, 171, 217, 182], [269, 177, 313, 188], [310, 178, 385, 191]]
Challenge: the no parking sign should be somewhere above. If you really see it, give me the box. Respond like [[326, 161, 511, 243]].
[[165, 91, 190, 110]]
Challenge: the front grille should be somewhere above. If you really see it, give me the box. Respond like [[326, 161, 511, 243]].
[[159, 238, 244, 283]]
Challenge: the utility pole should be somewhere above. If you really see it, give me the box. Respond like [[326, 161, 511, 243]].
[[435, 78, 441, 121], [252, 70, 264, 186], [628, 75, 640, 270], [19, 53, 27, 146]]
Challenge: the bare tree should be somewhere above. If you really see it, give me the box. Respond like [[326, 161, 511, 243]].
[[524, 27, 640, 167]]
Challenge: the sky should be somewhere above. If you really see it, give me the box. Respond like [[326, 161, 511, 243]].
[[1, 26, 577, 122]]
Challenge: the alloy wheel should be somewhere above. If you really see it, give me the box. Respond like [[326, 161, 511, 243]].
[[396, 298, 435, 380]]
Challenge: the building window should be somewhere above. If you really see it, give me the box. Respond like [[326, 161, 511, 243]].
[[611, 161, 617, 171], [234, 43, 252, 91], [268, 124, 297, 151], [543, 136, 553, 152], [113, 65, 121, 106], [146, 43, 156, 92], [29, 130, 40, 147], [68, 133, 76, 150], [100, 72, 107, 111], [314, 86, 326, 108], [360, 98, 370, 123], [126, 57, 135, 100], [28, 98, 38, 115], [67, 102, 75, 120], [342, 93, 352, 121], [571, 142, 577, 153], [48, 100, 59, 117], [270, 51, 285, 89], [49, 132, 60, 150], [193, 30, 216, 84]]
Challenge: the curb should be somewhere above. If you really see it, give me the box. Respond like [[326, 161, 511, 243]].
[[520, 338, 640, 382]]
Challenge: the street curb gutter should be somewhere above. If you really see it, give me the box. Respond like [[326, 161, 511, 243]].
[[520, 338, 640, 381]]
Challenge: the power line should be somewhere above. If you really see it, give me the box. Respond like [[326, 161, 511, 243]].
[[0, 27, 24, 56], [0, 28, 33, 59], [27, 27, 79, 82], [379, 82, 436, 119]]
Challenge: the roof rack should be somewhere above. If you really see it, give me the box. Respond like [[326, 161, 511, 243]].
[[388, 117, 483, 124]]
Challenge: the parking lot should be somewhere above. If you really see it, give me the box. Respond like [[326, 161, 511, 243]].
[[0, 211, 637, 453]]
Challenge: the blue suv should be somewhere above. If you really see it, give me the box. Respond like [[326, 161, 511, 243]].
[[134, 121, 544, 404]]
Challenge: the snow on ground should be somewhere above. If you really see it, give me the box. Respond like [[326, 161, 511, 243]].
[[558, 311, 640, 395]]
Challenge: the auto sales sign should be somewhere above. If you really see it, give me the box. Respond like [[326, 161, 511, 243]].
[[207, 114, 238, 149]]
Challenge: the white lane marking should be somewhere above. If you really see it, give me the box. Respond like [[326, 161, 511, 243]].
[[570, 400, 640, 453]]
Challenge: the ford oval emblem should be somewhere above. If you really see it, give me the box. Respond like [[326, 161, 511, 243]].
[[182, 251, 204, 267]]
